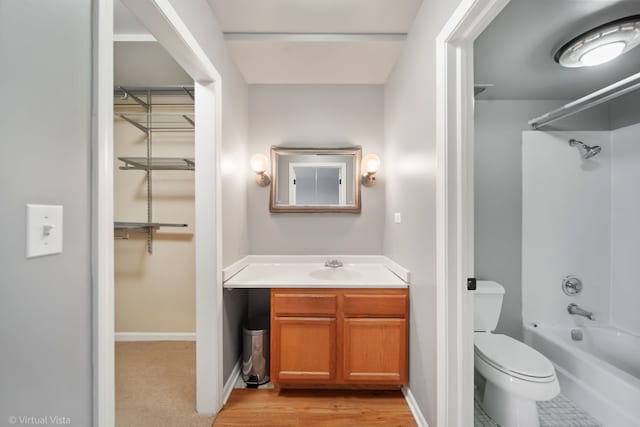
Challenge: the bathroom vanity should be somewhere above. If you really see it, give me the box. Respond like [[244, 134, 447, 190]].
[[223, 256, 410, 389], [271, 287, 408, 388]]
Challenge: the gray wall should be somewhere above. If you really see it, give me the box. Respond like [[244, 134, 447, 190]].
[[474, 100, 610, 339], [608, 90, 640, 130], [245, 84, 384, 319], [248, 289, 271, 318], [0, 1, 93, 425], [383, 1, 465, 423], [248, 84, 385, 255]]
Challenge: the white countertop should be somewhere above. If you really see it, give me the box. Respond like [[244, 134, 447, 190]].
[[223, 258, 409, 289]]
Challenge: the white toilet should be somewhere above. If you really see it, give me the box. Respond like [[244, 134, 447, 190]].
[[474, 281, 560, 427]]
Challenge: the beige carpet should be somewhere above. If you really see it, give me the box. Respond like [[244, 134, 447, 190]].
[[116, 341, 214, 427]]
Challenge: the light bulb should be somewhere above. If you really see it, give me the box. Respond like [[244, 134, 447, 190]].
[[250, 154, 268, 173], [580, 41, 626, 66], [362, 154, 380, 174]]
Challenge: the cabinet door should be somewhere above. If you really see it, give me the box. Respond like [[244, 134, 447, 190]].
[[343, 318, 407, 384], [272, 316, 337, 383]]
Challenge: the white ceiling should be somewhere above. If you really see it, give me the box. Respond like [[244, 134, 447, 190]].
[[114, 0, 423, 84], [114, 0, 148, 35], [207, 0, 423, 33], [475, 0, 640, 100], [114, 0, 422, 35], [210, 0, 423, 84], [226, 39, 404, 85]]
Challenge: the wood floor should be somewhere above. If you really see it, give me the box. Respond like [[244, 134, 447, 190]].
[[116, 342, 417, 427], [214, 389, 418, 427]]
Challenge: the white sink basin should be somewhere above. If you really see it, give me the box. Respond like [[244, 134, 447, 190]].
[[309, 268, 363, 281]]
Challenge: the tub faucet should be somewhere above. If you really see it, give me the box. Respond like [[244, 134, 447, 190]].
[[324, 258, 343, 269], [567, 303, 595, 320]]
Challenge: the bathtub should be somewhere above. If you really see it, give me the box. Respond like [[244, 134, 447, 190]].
[[524, 324, 640, 427]]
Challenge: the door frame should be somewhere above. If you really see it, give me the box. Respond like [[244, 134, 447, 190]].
[[92, 0, 224, 425], [435, 0, 510, 426]]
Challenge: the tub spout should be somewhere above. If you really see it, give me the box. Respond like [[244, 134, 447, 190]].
[[567, 303, 595, 320]]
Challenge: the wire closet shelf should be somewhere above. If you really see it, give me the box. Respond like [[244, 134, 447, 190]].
[[113, 86, 195, 253]]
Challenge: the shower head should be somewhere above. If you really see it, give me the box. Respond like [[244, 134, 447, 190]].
[[569, 139, 602, 159], [583, 145, 602, 159]]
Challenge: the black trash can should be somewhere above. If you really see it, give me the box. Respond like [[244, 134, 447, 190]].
[[242, 316, 270, 386]]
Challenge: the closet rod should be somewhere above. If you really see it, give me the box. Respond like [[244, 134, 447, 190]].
[[529, 71, 640, 129]]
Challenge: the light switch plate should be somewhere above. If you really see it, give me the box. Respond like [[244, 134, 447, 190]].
[[26, 204, 63, 258], [394, 212, 402, 224]]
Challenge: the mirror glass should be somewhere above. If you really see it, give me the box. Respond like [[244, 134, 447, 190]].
[[270, 147, 362, 213]]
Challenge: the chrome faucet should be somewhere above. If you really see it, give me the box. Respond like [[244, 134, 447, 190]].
[[324, 258, 343, 269], [567, 303, 595, 320]]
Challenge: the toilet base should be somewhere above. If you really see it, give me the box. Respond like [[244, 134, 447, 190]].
[[482, 381, 540, 427]]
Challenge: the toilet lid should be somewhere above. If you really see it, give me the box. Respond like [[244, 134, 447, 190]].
[[474, 334, 555, 379]]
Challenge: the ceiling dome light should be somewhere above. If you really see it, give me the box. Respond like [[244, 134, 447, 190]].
[[555, 15, 640, 68], [580, 41, 626, 66]]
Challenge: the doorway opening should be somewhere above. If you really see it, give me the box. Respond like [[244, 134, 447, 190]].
[[112, 44, 200, 422], [93, 1, 224, 426], [472, 1, 640, 426]]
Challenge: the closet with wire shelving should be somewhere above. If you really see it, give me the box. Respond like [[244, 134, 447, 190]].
[[113, 85, 195, 253]]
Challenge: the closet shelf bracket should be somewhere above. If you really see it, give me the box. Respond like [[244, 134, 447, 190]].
[[119, 114, 149, 133]]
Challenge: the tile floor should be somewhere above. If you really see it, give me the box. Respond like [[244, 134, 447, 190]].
[[474, 394, 603, 427]]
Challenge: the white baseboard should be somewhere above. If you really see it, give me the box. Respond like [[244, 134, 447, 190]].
[[114, 332, 196, 342], [402, 386, 429, 427], [223, 358, 242, 405]]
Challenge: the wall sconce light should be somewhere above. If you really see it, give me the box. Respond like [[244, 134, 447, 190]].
[[250, 153, 271, 186], [361, 154, 380, 187]]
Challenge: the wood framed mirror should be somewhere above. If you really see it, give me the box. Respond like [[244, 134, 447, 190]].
[[269, 146, 362, 213]]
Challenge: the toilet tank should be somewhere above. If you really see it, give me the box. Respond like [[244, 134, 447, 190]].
[[474, 281, 505, 332]]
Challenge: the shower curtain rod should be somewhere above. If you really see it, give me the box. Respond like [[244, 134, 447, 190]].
[[528, 71, 640, 130]]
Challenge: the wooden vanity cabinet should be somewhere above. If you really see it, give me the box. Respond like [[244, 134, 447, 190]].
[[271, 292, 338, 383], [342, 292, 408, 384], [270, 288, 408, 388]]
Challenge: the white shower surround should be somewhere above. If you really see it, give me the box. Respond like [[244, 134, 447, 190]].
[[522, 124, 640, 426], [610, 123, 640, 336], [522, 130, 612, 328], [522, 126, 640, 334]]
